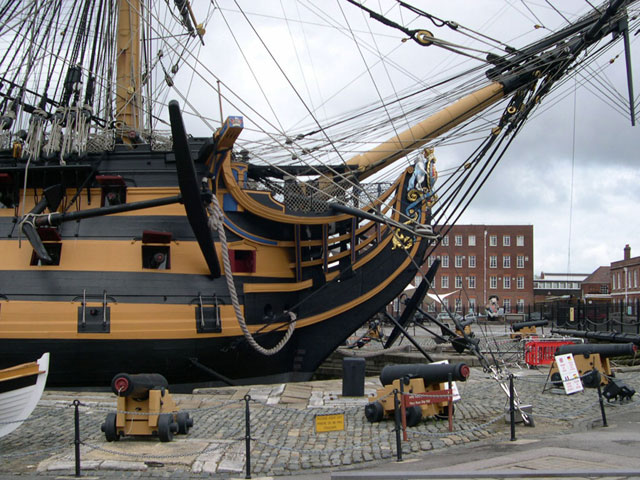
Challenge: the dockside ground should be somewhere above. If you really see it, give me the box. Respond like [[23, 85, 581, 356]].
[[2, 362, 640, 479]]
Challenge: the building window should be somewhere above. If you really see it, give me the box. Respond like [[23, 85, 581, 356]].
[[504, 299, 511, 313], [517, 299, 524, 313], [490, 276, 497, 289], [516, 235, 524, 246], [489, 255, 497, 268], [442, 255, 449, 268], [414, 275, 422, 286], [635, 270, 638, 288], [455, 298, 462, 312], [503, 255, 511, 268], [455, 255, 463, 268], [469, 298, 476, 313], [600, 284, 609, 294], [455, 276, 463, 288], [517, 276, 525, 289], [469, 255, 476, 268], [427, 303, 436, 312], [441, 276, 449, 288], [618, 273, 621, 290], [468, 276, 476, 289], [442, 235, 449, 246], [468, 235, 476, 246], [503, 235, 511, 246], [489, 235, 497, 246], [613, 274, 616, 290], [503, 276, 511, 289], [516, 255, 525, 268], [427, 256, 434, 267], [455, 235, 463, 246], [441, 299, 449, 311]]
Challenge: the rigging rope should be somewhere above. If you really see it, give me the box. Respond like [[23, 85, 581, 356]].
[[207, 194, 297, 356]]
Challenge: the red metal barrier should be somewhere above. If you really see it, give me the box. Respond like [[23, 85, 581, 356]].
[[524, 340, 575, 366]]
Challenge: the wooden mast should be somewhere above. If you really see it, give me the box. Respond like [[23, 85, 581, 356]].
[[346, 82, 505, 181], [116, 0, 142, 143]]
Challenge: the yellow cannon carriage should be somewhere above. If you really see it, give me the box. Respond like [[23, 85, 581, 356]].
[[365, 363, 469, 426], [101, 373, 193, 442]]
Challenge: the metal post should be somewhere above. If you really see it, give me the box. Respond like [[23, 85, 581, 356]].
[[447, 372, 453, 432], [73, 399, 81, 477], [400, 379, 407, 441], [244, 394, 251, 479], [393, 389, 402, 461], [509, 375, 516, 441], [596, 383, 608, 428]]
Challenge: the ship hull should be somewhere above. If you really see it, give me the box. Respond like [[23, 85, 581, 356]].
[[0, 259, 421, 388]]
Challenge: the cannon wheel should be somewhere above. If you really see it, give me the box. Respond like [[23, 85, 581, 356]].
[[176, 411, 193, 434], [451, 337, 467, 354], [435, 403, 455, 420], [405, 406, 422, 427], [364, 401, 384, 423], [582, 369, 601, 389], [158, 414, 176, 442], [102, 413, 119, 442]]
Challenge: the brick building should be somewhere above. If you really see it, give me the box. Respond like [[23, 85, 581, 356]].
[[611, 245, 640, 303], [421, 225, 534, 314], [581, 266, 611, 303]]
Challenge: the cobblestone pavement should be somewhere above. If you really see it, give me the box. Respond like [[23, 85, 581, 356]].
[[2, 340, 640, 478]]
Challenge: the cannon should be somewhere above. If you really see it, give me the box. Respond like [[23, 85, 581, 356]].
[[552, 328, 640, 346], [549, 343, 636, 400], [365, 363, 469, 426], [100, 373, 193, 442], [510, 319, 548, 339], [455, 317, 474, 337]]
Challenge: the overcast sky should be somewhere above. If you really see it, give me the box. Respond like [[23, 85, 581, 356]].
[[185, 1, 640, 276]]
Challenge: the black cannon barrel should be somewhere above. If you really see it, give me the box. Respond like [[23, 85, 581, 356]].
[[555, 342, 637, 359], [457, 317, 474, 329], [111, 373, 169, 398], [380, 363, 470, 386], [552, 328, 640, 346], [512, 320, 548, 331]]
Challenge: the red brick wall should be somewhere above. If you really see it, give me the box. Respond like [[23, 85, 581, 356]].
[[422, 225, 534, 313]]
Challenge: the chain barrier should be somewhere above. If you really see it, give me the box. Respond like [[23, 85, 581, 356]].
[[253, 438, 370, 455], [0, 444, 70, 459], [80, 440, 233, 459], [3, 361, 639, 474], [0, 410, 53, 425], [406, 412, 505, 439]]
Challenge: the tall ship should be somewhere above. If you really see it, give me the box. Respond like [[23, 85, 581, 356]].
[[0, 1, 637, 387]]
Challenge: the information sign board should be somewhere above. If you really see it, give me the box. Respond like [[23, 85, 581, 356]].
[[315, 413, 345, 433], [555, 353, 583, 394]]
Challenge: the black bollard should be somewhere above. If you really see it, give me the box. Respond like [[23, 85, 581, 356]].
[[393, 389, 402, 461], [73, 399, 81, 477], [447, 372, 453, 432], [596, 382, 608, 427], [244, 394, 251, 479], [509, 375, 516, 441]]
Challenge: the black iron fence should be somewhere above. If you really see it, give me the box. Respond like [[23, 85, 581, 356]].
[[529, 300, 640, 335]]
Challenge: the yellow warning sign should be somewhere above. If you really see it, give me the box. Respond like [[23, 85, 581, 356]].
[[315, 413, 345, 433]]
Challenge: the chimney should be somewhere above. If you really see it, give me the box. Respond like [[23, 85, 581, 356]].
[[624, 244, 631, 260]]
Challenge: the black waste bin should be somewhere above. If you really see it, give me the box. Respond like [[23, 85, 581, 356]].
[[342, 357, 365, 397]]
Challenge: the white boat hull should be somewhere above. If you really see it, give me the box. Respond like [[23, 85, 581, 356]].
[[0, 353, 50, 438]]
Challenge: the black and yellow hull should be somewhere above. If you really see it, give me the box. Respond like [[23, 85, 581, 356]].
[[0, 136, 430, 388]]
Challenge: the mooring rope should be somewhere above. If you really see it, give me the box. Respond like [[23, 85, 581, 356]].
[[207, 194, 296, 355]]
